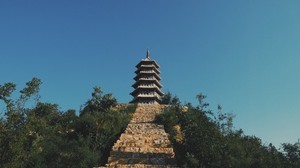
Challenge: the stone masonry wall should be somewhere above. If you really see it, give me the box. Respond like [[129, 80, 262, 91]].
[[105, 104, 177, 168]]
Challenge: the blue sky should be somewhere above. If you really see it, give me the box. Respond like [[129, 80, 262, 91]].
[[1, 1, 300, 148]]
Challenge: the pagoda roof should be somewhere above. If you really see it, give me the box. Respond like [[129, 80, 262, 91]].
[[130, 87, 164, 96], [136, 59, 160, 69], [130, 96, 162, 104], [130, 50, 163, 104], [132, 79, 162, 88], [134, 71, 161, 81], [135, 65, 160, 74]]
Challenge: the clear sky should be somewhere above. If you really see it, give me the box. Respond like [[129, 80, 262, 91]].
[[1, 0, 300, 148]]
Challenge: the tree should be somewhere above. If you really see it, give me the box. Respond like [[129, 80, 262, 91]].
[[161, 91, 180, 105], [17, 77, 42, 110], [156, 92, 290, 168], [100, 93, 117, 111], [0, 82, 16, 112], [161, 92, 172, 104], [196, 93, 209, 111], [282, 142, 300, 168], [1, 79, 298, 167], [78, 86, 135, 165], [81, 86, 117, 116]]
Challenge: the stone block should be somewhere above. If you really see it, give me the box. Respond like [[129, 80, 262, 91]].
[[105, 105, 177, 167]]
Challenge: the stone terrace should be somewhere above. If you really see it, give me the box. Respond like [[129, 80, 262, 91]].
[[105, 104, 177, 168]]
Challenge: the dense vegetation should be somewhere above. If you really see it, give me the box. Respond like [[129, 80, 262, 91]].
[[1, 79, 299, 168], [158, 92, 300, 168], [0, 78, 136, 167]]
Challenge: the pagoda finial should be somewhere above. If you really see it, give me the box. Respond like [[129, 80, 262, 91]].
[[146, 49, 150, 59]]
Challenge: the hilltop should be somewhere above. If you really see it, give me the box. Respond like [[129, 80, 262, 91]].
[[0, 78, 299, 168]]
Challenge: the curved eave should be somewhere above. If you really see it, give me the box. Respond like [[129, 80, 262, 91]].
[[130, 87, 164, 96], [131, 94, 163, 99], [136, 60, 159, 69], [135, 66, 160, 74], [132, 79, 162, 88], [134, 72, 161, 81]]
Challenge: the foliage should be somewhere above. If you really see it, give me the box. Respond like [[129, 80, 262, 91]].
[[0, 79, 136, 167], [281, 141, 300, 168], [161, 91, 180, 105], [80, 86, 117, 115], [1, 78, 299, 167], [156, 93, 298, 168]]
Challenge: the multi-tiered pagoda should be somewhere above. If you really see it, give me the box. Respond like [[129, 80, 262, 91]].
[[130, 50, 164, 104]]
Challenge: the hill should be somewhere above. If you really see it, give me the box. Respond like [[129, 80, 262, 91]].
[[0, 78, 299, 167]]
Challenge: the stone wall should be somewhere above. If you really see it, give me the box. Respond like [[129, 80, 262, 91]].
[[105, 104, 177, 168]]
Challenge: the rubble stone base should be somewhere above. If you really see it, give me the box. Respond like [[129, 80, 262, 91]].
[[105, 104, 177, 168]]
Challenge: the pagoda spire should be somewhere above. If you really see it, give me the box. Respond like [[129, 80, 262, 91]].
[[146, 49, 150, 59]]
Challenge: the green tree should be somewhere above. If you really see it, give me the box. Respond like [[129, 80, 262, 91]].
[[156, 92, 289, 168], [0, 82, 16, 111], [2, 79, 296, 168], [161, 91, 180, 105], [81, 86, 117, 115], [17, 77, 42, 110], [78, 86, 135, 165], [282, 141, 300, 168]]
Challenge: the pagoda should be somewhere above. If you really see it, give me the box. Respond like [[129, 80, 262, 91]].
[[130, 50, 164, 104]]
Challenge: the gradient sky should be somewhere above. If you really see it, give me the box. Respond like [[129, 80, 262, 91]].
[[1, 0, 300, 148]]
